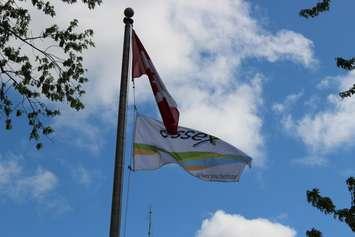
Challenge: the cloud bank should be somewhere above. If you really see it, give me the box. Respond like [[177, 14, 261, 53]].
[[196, 210, 296, 237], [0, 154, 57, 200], [277, 71, 355, 164]]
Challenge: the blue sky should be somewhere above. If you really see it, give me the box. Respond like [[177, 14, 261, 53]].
[[1, 0, 355, 236]]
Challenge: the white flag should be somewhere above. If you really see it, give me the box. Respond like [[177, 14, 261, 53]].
[[133, 115, 252, 182]]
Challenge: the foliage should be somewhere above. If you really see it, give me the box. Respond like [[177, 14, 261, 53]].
[[306, 228, 322, 237], [299, 0, 330, 18], [306, 177, 355, 236], [0, 0, 101, 149], [299, 1, 355, 98]]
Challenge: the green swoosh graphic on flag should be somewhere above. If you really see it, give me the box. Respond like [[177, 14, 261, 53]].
[[134, 143, 170, 155], [134, 143, 247, 162]]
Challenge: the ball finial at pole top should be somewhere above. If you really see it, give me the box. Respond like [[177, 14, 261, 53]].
[[124, 8, 134, 18]]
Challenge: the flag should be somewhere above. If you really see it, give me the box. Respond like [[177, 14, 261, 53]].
[[133, 115, 252, 182], [132, 30, 179, 134]]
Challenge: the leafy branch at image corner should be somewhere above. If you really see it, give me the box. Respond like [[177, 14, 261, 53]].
[[0, 0, 101, 149], [299, 0, 355, 98], [306, 177, 355, 237]]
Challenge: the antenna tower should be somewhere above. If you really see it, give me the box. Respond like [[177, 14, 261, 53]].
[[148, 207, 152, 237]]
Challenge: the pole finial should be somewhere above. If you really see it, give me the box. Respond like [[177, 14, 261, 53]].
[[123, 8, 134, 24], [124, 8, 134, 18]]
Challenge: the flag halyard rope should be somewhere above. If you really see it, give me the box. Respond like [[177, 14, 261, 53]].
[[122, 75, 138, 237]]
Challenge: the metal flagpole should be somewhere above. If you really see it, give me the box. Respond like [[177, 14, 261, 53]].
[[109, 7, 134, 237]]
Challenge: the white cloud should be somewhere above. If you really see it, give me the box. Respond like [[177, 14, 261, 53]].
[[196, 210, 296, 237], [17, 168, 58, 199], [178, 75, 264, 165], [28, 0, 315, 164], [53, 108, 106, 153], [279, 71, 355, 162], [316, 76, 338, 90], [0, 155, 57, 200], [0, 153, 71, 214], [72, 166, 92, 186], [273, 91, 304, 114], [0, 160, 22, 185]]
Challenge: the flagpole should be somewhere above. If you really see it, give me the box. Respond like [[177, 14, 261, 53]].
[[110, 8, 134, 237]]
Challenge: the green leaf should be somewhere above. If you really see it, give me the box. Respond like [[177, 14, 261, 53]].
[[35, 143, 43, 150], [5, 119, 12, 130]]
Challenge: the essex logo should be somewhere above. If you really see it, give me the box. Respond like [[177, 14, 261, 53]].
[[160, 129, 219, 147]]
